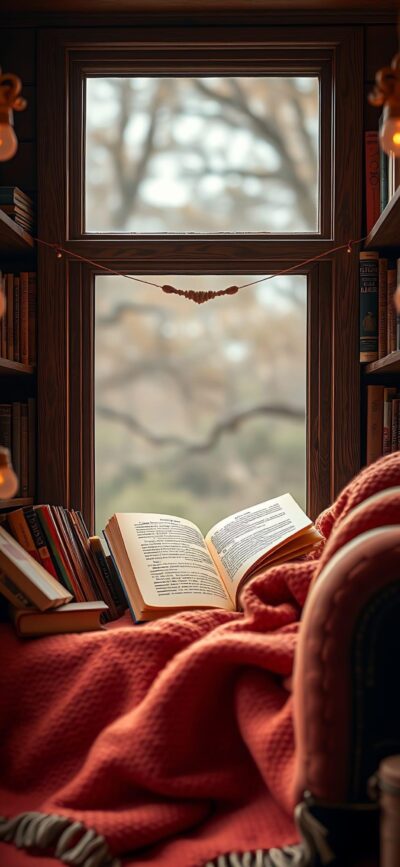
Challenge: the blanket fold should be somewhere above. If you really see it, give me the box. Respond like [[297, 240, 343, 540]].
[[1, 454, 399, 867]]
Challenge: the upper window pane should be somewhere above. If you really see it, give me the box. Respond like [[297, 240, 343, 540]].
[[85, 76, 319, 233]]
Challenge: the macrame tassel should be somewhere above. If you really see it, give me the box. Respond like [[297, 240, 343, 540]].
[[0, 813, 121, 867], [162, 284, 239, 304], [202, 803, 336, 867]]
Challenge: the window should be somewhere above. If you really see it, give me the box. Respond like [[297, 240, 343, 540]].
[[85, 76, 319, 234], [37, 26, 362, 529], [95, 273, 307, 534]]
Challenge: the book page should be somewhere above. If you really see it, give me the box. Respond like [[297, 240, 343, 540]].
[[115, 513, 234, 609], [206, 494, 312, 598]]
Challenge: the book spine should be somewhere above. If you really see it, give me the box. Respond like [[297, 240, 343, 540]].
[[0, 404, 11, 451], [360, 251, 379, 362], [11, 402, 21, 496], [23, 507, 59, 578], [0, 569, 31, 609], [103, 528, 137, 622], [88, 536, 124, 618], [383, 388, 396, 455], [6, 273, 13, 361], [378, 257, 388, 358], [7, 509, 41, 564], [20, 404, 28, 497], [391, 397, 400, 453], [28, 272, 36, 365], [35, 507, 75, 595], [365, 131, 380, 233], [20, 272, 29, 365], [380, 124, 389, 212], [13, 275, 20, 363], [0, 274, 6, 358], [367, 385, 384, 464], [387, 263, 397, 354], [27, 398, 36, 498]]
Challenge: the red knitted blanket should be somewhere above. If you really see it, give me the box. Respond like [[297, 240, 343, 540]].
[[0, 454, 399, 867]]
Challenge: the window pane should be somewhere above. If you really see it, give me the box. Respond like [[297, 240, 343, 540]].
[[86, 77, 319, 233], [95, 275, 306, 534]]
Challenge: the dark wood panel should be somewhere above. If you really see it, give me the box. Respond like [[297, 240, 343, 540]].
[[13, 86, 36, 143], [331, 27, 362, 494], [0, 29, 36, 85], [365, 24, 397, 82], [1, 0, 399, 12], [37, 30, 69, 506], [307, 261, 332, 519], [0, 142, 37, 191]]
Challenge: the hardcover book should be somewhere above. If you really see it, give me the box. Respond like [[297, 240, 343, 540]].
[[11, 601, 108, 637], [104, 494, 322, 622], [0, 527, 72, 611]]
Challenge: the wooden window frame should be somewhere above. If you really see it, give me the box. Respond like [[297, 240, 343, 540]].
[[37, 24, 363, 531]]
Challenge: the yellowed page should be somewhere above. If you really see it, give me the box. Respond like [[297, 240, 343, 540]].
[[115, 513, 234, 610], [205, 494, 312, 601]]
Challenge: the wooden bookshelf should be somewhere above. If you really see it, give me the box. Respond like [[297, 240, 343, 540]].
[[365, 352, 400, 375], [0, 358, 35, 377], [365, 186, 400, 250], [0, 497, 34, 510], [0, 209, 34, 254]]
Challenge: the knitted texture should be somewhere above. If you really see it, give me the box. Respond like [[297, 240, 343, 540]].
[[0, 453, 399, 867]]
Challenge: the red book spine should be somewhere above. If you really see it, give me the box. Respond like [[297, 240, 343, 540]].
[[365, 131, 380, 234], [23, 507, 60, 579]]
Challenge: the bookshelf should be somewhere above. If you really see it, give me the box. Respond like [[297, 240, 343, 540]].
[[365, 186, 400, 251], [0, 204, 36, 509], [0, 498, 34, 510], [0, 209, 34, 255], [362, 169, 400, 465]]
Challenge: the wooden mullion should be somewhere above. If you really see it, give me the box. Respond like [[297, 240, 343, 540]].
[[37, 30, 69, 506]]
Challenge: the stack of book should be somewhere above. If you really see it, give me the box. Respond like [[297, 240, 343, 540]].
[[0, 271, 36, 364], [367, 386, 400, 464], [0, 526, 108, 637], [0, 187, 35, 235], [365, 128, 400, 232], [359, 251, 400, 362], [1, 504, 127, 627], [0, 401, 36, 497]]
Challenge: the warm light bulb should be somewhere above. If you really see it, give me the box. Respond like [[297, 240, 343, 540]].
[[0, 448, 18, 499], [0, 121, 17, 161], [379, 108, 400, 157]]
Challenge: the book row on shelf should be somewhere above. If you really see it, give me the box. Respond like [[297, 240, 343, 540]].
[[359, 252, 400, 362], [0, 505, 128, 636], [0, 186, 35, 235], [367, 385, 400, 465], [0, 401, 36, 498], [365, 128, 399, 232], [0, 271, 36, 364]]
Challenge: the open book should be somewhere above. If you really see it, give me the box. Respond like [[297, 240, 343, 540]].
[[104, 494, 322, 622]]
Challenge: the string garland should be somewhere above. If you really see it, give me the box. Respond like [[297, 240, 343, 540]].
[[33, 234, 367, 303]]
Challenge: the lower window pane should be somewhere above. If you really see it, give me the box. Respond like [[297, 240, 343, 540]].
[[95, 274, 307, 534]]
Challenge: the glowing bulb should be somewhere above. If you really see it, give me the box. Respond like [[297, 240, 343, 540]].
[[0, 448, 18, 499], [0, 121, 17, 161], [379, 107, 400, 156]]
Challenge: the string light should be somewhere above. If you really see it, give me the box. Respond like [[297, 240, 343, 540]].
[[0, 70, 26, 162], [34, 234, 368, 303], [0, 447, 18, 499], [369, 53, 400, 157]]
